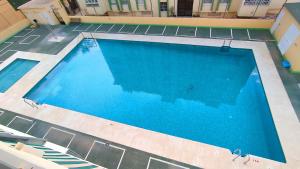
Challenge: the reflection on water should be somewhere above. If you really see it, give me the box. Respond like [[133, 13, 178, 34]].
[[100, 40, 255, 106]]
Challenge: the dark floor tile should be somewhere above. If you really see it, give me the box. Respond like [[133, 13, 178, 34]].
[[163, 26, 178, 36], [0, 50, 17, 62], [95, 24, 114, 32], [89, 24, 101, 32], [148, 157, 188, 169], [232, 29, 249, 41], [14, 28, 33, 37], [86, 141, 125, 169], [196, 27, 210, 38], [68, 134, 95, 159], [4, 36, 23, 43], [27, 121, 52, 138], [74, 24, 92, 31], [108, 24, 124, 33], [134, 25, 149, 35], [119, 150, 149, 169], [0, 110, 15, 125], [119, 25, 138, 33], [147, 25, 165, 35], [0, 163, 12, 169], [7, 116, 34, 133], [211, 28, 232, 39], [0, 42, 12, 52], [177, 27, 196, 37], [19, 35, 41, 44], [248, 29, 274, 41], [44, 127, 75, 147]]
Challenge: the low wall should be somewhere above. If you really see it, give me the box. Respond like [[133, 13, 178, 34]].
[[70, 16, 274, 29], [0, 141, 66, 169], [0, 19, 30, 43]]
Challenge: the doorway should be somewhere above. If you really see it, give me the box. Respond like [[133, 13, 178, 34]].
[[177, 0, 194, 16]]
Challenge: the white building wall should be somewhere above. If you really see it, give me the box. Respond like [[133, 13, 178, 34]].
[[76, 0, 108, 15], [73, 0, 293, 17], [192, 0, 200, 14], [21, 8, 60, 25]]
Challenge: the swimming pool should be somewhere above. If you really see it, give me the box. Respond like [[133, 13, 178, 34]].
[[26, 39, 285, 162], [0, 59, 38, 93]]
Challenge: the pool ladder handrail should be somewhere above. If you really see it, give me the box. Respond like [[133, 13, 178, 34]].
[[232, 149, 251, 164], [23, 98, 39, 109], [243, 154, 251, 165], [232, 148, 242, 161], [222, 39, 232, 47], [81, 32, 97, 47]]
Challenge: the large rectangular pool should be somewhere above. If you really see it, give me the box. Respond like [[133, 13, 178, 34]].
[[26, 39, 285, 162], [0, 59, 38, 93]]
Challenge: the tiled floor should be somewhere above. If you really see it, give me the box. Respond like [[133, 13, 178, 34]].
[[0, 163, 11, 169], [0, 24, 275, 63], [0, 109, 201, 169], [266, 42, 300, 120]]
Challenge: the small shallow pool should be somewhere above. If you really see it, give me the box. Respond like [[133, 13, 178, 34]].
[[26, 39, 285, 162], [0, 59, 38, 93]]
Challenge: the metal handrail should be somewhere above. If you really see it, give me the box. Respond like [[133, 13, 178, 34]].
[[243, 154, 251, 165], [232, 148, 242, 161], [222, 40, 232, 47], [23, 98, 39, 109]]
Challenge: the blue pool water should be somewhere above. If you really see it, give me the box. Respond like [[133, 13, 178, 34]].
[[0, 59, 38, 93], [26, 39, 285, 162]]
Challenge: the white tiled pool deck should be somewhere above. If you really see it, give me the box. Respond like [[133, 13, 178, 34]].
[[0, 33, 299, 169]]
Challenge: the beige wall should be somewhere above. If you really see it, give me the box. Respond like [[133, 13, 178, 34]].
[[273, 8, 300, 72], [0, 0, 26, 31], [0, 19, 30, 43], [20, 0, 70, 25], [15, 0, 70, 26], [53, 0, 71, 24], [21, 7, 60, 25], [70, 15, 274, 28], [0, 0, 30, 43]]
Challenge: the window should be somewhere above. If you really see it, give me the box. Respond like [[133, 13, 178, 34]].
[[244, 0, 271, 6], [137, 0, 144, 6], [260, 0, 271, 5], [203, 0, 212, 3], [220, 0, 228, 3], [160, 2, 167, 11], [121, 0, 129, 4], [110, 0, 117, 5], [85, 0, 99, 6]]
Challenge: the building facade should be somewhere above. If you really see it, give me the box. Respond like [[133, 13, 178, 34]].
[[272, 2, 300, 72], [61, 0, 297, 18]]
